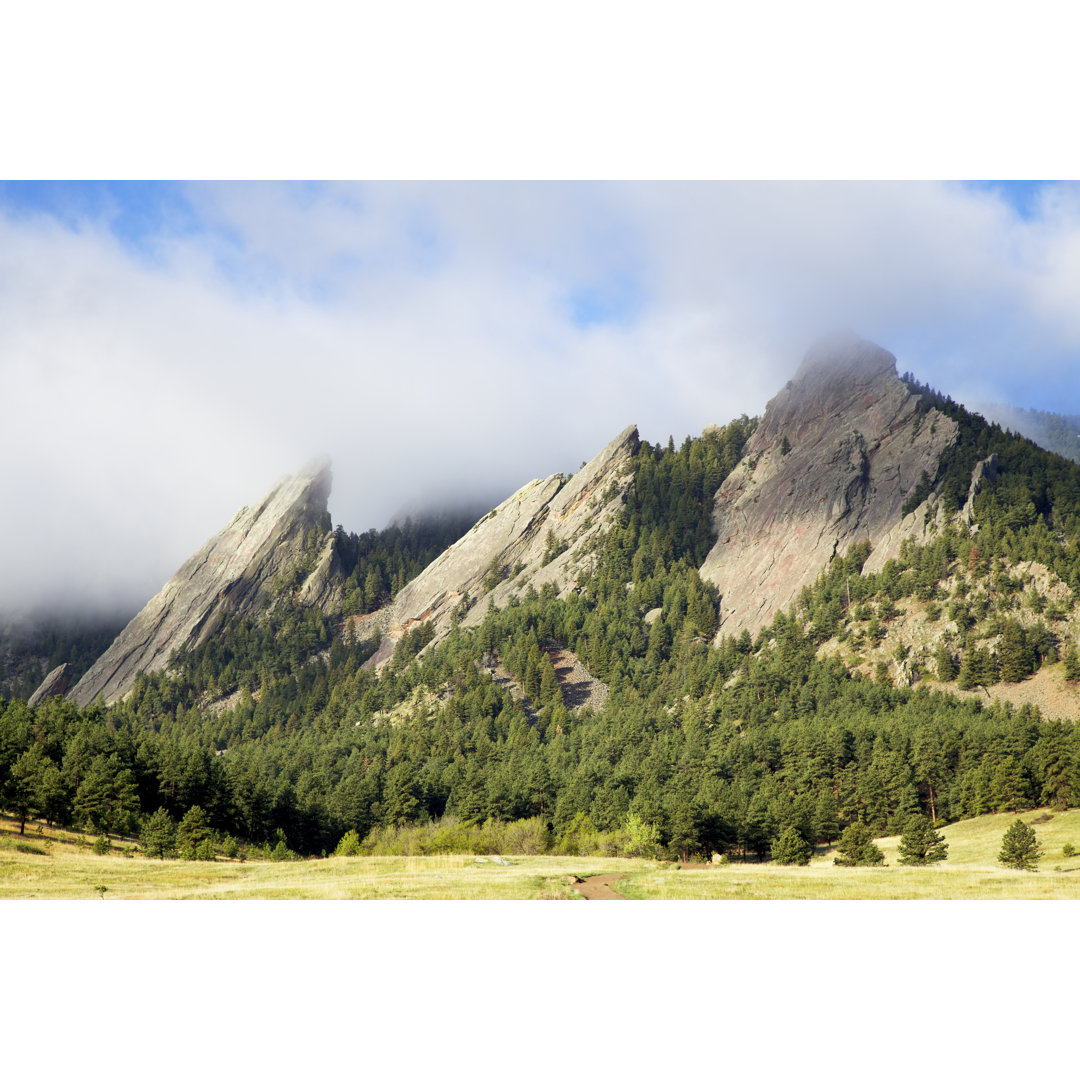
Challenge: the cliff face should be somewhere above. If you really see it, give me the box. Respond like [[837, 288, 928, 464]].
[[698, 337, 960, 639], [68, 459, 344, 706], [361, 425, 639, 665]]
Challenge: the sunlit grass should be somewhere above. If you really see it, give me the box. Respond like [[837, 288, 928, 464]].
[[0, 818, 651, 899], [4, 808, 1080, 899]]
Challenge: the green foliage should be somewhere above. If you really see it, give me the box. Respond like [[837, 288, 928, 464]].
[[92, 833, 110, 856], [771, 825, 812, 865], [541, 529, 570, 567], [1065, 644, 1080, 682], [482, 558, 506, 593], [337, 513, 477, 616], [177, 805, 211, 852], [141, 808, 177, 860], [998, 818, 1042, 871], [934, 643, 957, 682], [12, 395, 1080, 868], [1063, 842, 1076, 858], [896, 815, 948, 865], [11, 841, 48, 856], [834, 822, 885, 867], [334, 829, 362, 856]]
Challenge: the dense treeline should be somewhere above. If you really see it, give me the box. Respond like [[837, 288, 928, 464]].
[[5, 396, 1080, 862], [903, 374, 1080, 589], [336, 512, 480, 615]]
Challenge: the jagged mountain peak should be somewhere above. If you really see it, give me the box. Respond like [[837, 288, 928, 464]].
[[358, 423, 640, 665], [753, 335, 902, 446], [699, 339, 960, 638], [67, 460, 343, 707], [799, 332, 897, 382]]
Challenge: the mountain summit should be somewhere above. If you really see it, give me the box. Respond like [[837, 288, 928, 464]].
[[698, 336, 959, 637], [68, 458, 343, 706]]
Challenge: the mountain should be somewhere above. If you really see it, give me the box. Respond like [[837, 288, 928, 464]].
[[974, 401, 1080, 464], [699, 336, 959, 638], [67, 458, 343, 706], [13, 333, 1080, 864], [359, 424, 639, 665]]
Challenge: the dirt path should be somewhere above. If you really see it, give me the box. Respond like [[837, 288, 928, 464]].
[[571, 873, 627, 900]]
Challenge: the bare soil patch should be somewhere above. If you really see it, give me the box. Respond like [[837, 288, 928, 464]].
[[571, 873, 627, 900]]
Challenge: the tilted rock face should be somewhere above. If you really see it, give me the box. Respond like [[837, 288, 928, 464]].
[[362, 425, 640, 665], [28, 662, 74, 706], [699, 337, 960, 639], [69, 458, 344, 706]]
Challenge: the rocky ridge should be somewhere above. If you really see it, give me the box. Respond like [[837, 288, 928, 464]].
[[27, 662, 74, 706], [698, 336, 962, 639], [67, 459, 344, 706], [360, 425, 640, 665]]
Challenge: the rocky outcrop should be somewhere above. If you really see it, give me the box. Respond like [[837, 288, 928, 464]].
[[28, 662, 74, 706], [961, 454, 999, 525], [68, 458, 345, 706], [362, 425, 639, 665], [699, 336, 960, 639]]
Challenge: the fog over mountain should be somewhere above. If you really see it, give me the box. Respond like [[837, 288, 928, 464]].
[[4, 180, 1080, 616]]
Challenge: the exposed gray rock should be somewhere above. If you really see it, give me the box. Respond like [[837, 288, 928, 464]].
[[28, 662, 74, 706], [364, 425, 639, 664], [699, 336, 959, 639], [68, 458, 345, 706], [961, 454, 999, 525]]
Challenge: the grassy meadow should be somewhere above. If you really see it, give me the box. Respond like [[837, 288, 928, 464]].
[[4, 809, 1080, 899]]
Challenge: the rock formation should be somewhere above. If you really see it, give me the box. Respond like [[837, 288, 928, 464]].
[[361, 425, 639, 665], [68, 458, 344, 706], [698, 336, 961, 639], [27, 662, 74, 706]]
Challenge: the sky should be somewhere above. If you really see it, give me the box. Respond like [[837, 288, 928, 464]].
[[3, 179, 1080, 614]]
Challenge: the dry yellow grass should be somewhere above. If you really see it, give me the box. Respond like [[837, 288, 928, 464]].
[[0, 818, 651, 899], [4, 808, 1080, 899], [622, 808, 1080, 899]]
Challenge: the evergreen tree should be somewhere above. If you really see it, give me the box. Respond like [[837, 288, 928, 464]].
[[934, 643, 957, 682], [1064, 644, 1080, 682], [998, 818, 1042, 871], [896, 815, 949, 865], [811, 788, 842, 847], [141, 807, 177, 859], [771, 825, 812, 865], [177, 805, 212, 858], [833, 822, 885, 867]]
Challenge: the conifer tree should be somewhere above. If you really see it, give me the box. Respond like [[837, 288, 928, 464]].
[[812, 789, 842, 846], [834, 822, 885, 867], [998, 818, 1042, 871], [934, 642, 957, 682], [141, 807, 177, 859], [897, 815, 949, 865], [1064, 644, 1080, 682], [771, 825, 812, 865]]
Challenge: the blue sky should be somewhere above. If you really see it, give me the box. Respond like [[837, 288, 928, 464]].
[[4, 179, 1080, 612]]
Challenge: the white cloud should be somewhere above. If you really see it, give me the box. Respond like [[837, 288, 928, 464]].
[[4, 181, 1080, 614]]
